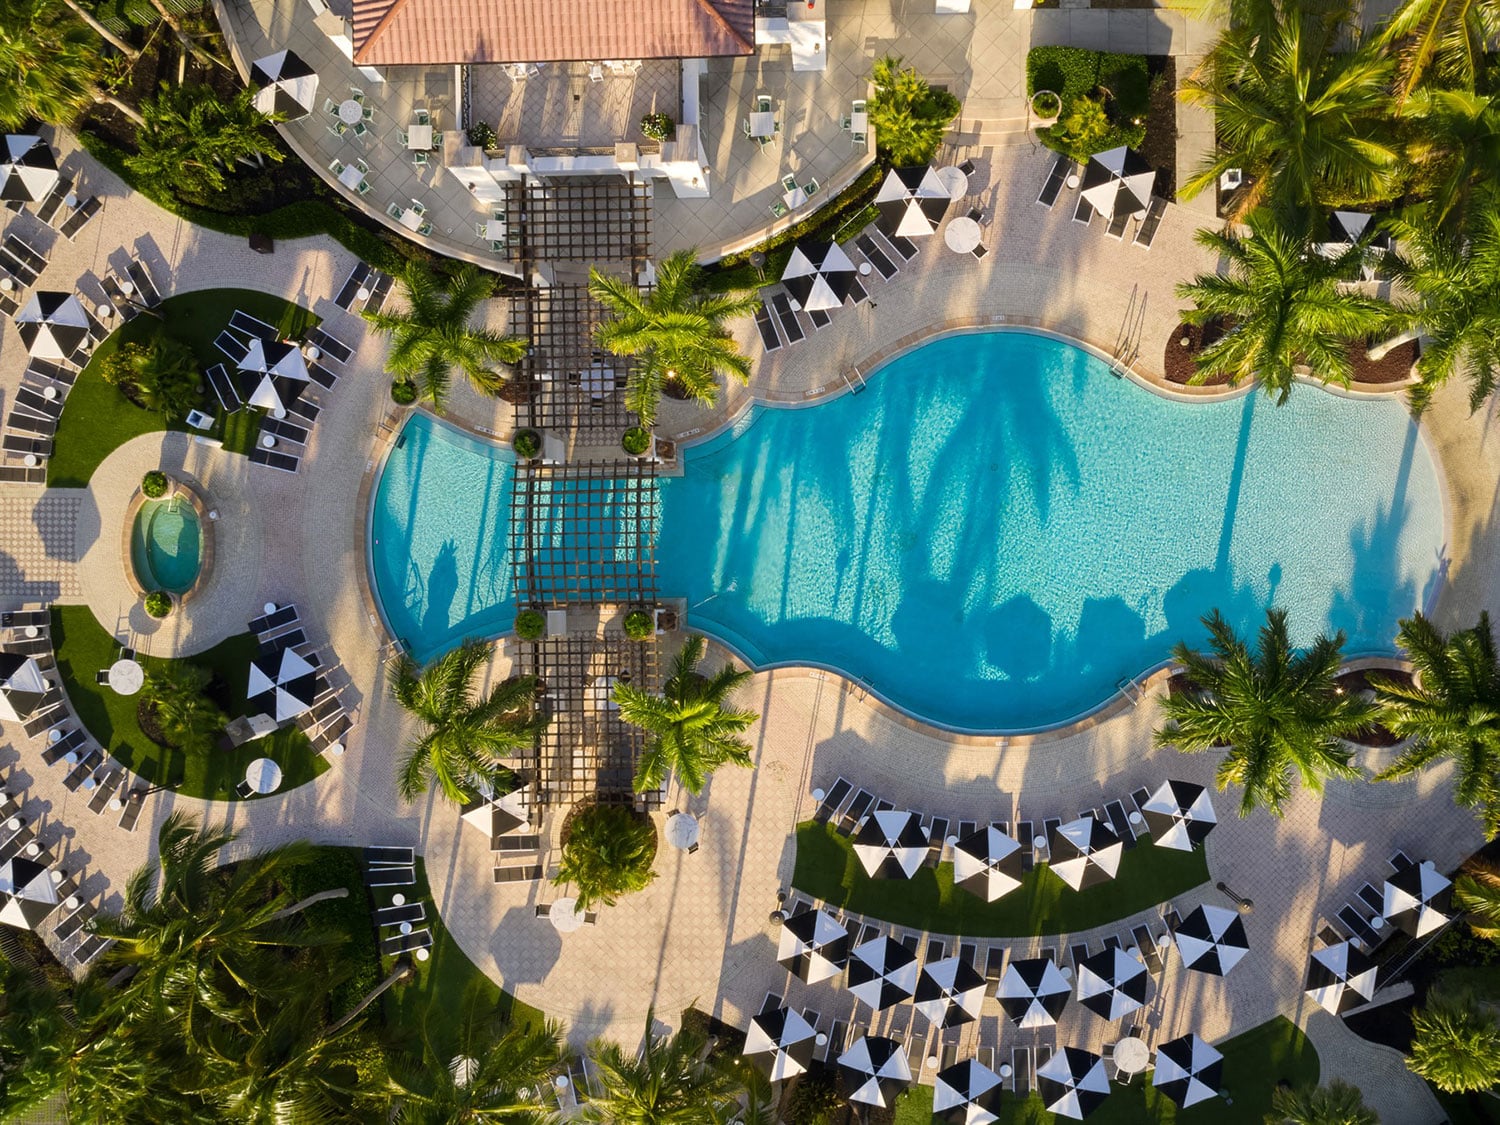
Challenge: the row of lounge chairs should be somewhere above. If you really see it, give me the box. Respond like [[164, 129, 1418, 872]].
[[754, 223, 912, 354], [0, 228, 70, 482], [363, 846, 436, 957], [333, 260, 394, 314]]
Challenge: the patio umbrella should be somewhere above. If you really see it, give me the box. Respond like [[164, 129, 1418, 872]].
[[459, 784, 532, 838], [776, 905, 849, 983], [847, 934, 918, 1010], [0, 136, 59, 202], [875, 165, 951, 238], [1048, 816, 1123, 891], [1172, 904, 1250, 977], [1079, 146, 1155, 220], [0, 856, 58, 931], [246, 646, 318, 723], [1075, 946, 1149, 1021], [236, 337, 311, 414], [837, 1034, 911, 1108], [852, 809, 927, 879], [1317, 210, 1391, 257], [743, 1005, 817, 1082], [15, 292, 91, 361], [953, 825, 1025, 902], [249, 50, 319, 120], [1305, 940, 1380, 1014], [1140, 779, 1217, 851], [0, 653, 48, 722], [1037, 1046, 1110, 1120], [914, 954, 986, 1028], [997, 956, 1071, 1028], [1152, 1033, 1223, 1108], [780, 240, 856, 312], [1383, 861, 1454, 938], [933, 1058, 1004, 1125]]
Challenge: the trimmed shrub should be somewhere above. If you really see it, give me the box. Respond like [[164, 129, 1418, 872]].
[[467, 121, 498, 150], [140, 470, 168, 498], [621, 426, 650, 455], [144, 591, 173, 618], [513, 429, 541, 459], [623, 609, 654, 640], [514, 609, 546, 641], [390, 379, 418, 405], [640, 112, 674, 141], [1026, 47, 1149, 160]]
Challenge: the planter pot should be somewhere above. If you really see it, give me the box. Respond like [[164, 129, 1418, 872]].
[[1031, 90, 1061, 124]]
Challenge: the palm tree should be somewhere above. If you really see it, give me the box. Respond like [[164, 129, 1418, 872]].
[[614, 634, 756, 796], [142, 663, 226, 754], [127, 85, 284, 200], [581, 1012, 740, 1124], [390, 639, 542, 804], [1406, 988, 1500, 1093], [867, 55, 962, 166], [1374, 0, 1500, 100], [589, 249, 760, 427], [553, 804, 656, 910], [363, 263, 528, 412], [1175, 209, 1394, 403], [1154, 608, 1376, 817], [1453, 856, 1500, 939], [1268, 1080, 1379, 1125], [1373, 613, 1500, 836], [1401, 87, 1500, 232], [0, 0, 141, 128], [1179, 0, 1398, 214]]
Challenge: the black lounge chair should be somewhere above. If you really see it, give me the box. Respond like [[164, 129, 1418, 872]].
[[334, 262, 372, 311], [54, 902, 94, 942], [0, 247, 37, 288], [257, 628, 306, 657], [308, 363, 338, 390], [286, 397, 321, 423], [1073, 194, 1095, 224], [26, 360, 74, 387], [14, 387, 63, 420], [366, 845, 415, 867], [58, 197, 101, 241], [34, 178, 72, 226], [837, 789, 873, 835], [74, 934, 112, 965], [925, 816, 949, 868], [2, 435, 51, 458], [770, 293, 804, 344], [855, 234, 897, 279], [229, 309, 278, 342], [1105, 207, 1132, 239], [1105, 800, 1135, 847], [248, 605, 299, 636], [5, 235, 45, 275], [375, 902, 426, 927], [205, 364, 242, 412], [100, 275, 139, 321], [1036, 154, 1069, 208], [754, 303, 781, 352], [812, 778, 851, 824], [261, 417, 309, 446], [1134, 197, 1165, 249], [887, 233, 919, 261], [249, 448, 300, 473], [493, 864, 543, 883], [0, 465, 46, 483], [214, 331, 250, 365], [808, 307, 831, 329], [366, 865, 415, 887], [118, 787, 149, 831], [365, 272, 394, 313], [306, 326, 353, 364], [127, 259, 162, 307]]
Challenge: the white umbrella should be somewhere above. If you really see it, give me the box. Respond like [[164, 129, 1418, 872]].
[[914, 955, 986, 1028], [250, 50, 319, 120], [852, 809, 927, 879], [1383, 861, 1453, 939], [0, 653, 48, 722], [775, 905, 848, 983], [847, 934, 919, 1010], [933, 1058, 1004, 1125], [1140, 779, 1217, 851], [743, 1006, 816, 1082], [997, 956, 1071, 1028], [1075, 946, 1149, 1021], [780, 241, 856, 312], [1173, 904, 1250, 976], [952, 825, 1025, 902], [1152, 1033, 1223, 1108], [236, 338, 311, 414], [0, 856, 58, 931], [837, 1035, 911, 1108], [0, 136, 59, 202], [15, 292, 91, 360], [1079, 146, 1155, 220], [246, 646, 318, 723], [1037, 1046, 1110, 1119], [875, 165, 951, 238], [1048, 816, 1123, 891], [1305, 941, 1379, 1014]]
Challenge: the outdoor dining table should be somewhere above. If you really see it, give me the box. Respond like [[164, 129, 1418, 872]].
[[783, 184, 809, 209], [850, 109, 869, 136], [398, 209, 423, 232], [406, 124, 433, 150], [944, 216, 982, 253], [337, 163, 363, 190], [935, 164, 969, 197], [245, 757, 283, 795], [485, 218, 506, 240], [665, 812, 700, 850], [108, 658, 144, 696], [549, 896, 585, 934], [749, 111, 776, 139], [337, 99, 363, 126], [1112, 1036, 1150, 1076]]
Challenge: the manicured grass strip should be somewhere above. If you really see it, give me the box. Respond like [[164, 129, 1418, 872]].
[[792, 821, 1209, 938], [50, 606, 327, 800], [48, 288, 318, 488], [891, 1016, 1316, 1123]]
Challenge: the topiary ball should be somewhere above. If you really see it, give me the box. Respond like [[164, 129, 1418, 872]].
[[514, 609, 546, 641], [141, 470, 169, 498], [144, 591, 173, 618], [391, 380, 418, 405], [623, 609, 654, 640]]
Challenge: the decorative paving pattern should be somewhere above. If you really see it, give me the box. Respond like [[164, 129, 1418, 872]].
[[0, 495, 80, 602]]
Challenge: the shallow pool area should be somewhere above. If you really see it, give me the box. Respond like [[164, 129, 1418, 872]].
[[131, 498, 202, 595]]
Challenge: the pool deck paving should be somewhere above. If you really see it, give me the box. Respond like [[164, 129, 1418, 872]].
[[0, 129, 1494, 1120]]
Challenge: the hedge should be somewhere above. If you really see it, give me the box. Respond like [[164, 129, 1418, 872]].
[[1025, 47, 1150, 161]]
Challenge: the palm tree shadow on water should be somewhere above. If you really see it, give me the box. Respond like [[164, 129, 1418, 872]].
[[420, 539, 461, 644]]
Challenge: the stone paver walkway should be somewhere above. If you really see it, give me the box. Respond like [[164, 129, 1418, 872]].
[[0, 496, 81, 602]]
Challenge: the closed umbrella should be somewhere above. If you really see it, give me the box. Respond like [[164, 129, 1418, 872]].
[[0, 136, 59, 202], [15, 292, 91, 361], [997, 956, 1071, 1028], [1048, 816, 1123, 891], [1382, 861, 1453, 938], [776, 905, 849, 983], [1152, 1033, 1223, 1108], [1140, 779, 1217, 851], [1172, 904, 1250, 977], [933, 1058, 1004, 1125], [847, 934, 918, 1010], [780, 241, 856, 312], [1075, 946, 1149, 1021], [875, 165, 952, 238], [838, 1035, 911, 1108], [249, 50, 319, 119], [743, 1006, 816, 1082], [852, 809, 927, 879], [1079, 146, 1155, 220], [1037, 1046, 1110, 1119], [914, 955, 986, 1028], [1305, 940, 1379, 1014], [953, 825, 1025, 902]]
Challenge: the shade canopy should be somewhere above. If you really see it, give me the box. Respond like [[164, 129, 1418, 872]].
[[1038, 1046, 1110, 1120], [1152, 1033, 1223, 1108], [1173, 904, 1250, 977], [0, 856, 58, 931], [1048, 816, 1123, 891], [1140, 779, 1217, 851], [1383, 862, 1453, 938], [933, 1058, 1004, 1125], [0, 653, 48, 722], [776, 905, 849, 984], [1076, 946, 1149, 1021], [250, 50, 319, 119], [847, 934, 919, 1010], [743, 1005, 817, 1082], [953, 825, 1025, 902], [1318, 209, 1392, 255], [236, 337, 310, 414], [780, 240, 856, 312], [1079, 146, 1155, 220], [875, 165, 951, 238], [1305, 941, 1379, 1014], [459, 785, 532, 838], [246, 646, 318, 723], [997, 956, 1071, 1028], [914, 954, 987, 1028], [852, 809, 927, 879], [0, 136, 59, 202], [16, 292, 91, 360], [837, 1035, 911, 1108]]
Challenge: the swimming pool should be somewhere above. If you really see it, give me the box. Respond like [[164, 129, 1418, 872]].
[[130, 498, 202, 595], [371, 329, 1446, 731]]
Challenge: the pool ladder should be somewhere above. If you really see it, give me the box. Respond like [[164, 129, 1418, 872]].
[[1117, 676, 1144, 706], [1110, 284, 1147, 378], [843, 366, 868, 394]]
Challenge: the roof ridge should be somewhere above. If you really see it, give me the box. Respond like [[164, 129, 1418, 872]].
[[353, 0, 416, 62], [690, 0, 753, 53]]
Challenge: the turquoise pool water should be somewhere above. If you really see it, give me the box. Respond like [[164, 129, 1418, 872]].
[[131, 499, 201, 595], [371, 329, 1446, 731]]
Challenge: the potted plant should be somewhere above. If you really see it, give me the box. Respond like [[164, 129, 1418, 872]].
[[391, 379, 418, 406], [621, 426, 651, 457], [513, 429, 542, 459], [623, 609, 654, 641], [640, 112, 674, 142], [140, 470, 169, 499], [144, 591, 173, 619], [514, 609, 545, 641], [1031, 89, 1062, 123]]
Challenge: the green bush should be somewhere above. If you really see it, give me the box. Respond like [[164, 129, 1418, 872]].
[[390, 379, 417, 405], [621, 426, 650, 455], [623, 609, 654, 640], [869, 56, 962, 166], [101, 330, 201, 422], [144, 591, 173, 618], [280, 847, 380, 1016], [1032, 90, 1062, 118], [1026, 46, 1149, 160], [140, 470, 168, 498], [787, 1071, 844, 1125], [466, 121, 498, 150], [514, 609, 545, 641], [513, 429, 541, 458], [640, 112, 674, 141]]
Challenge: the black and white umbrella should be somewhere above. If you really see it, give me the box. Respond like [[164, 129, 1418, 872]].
[[1075, 946, 1149, 1021], [875, 165, 951, 238], [776, 905, 849, 984], [1173, 904, 1250, 977], [1152, 1033, 1223, 1108], [249, 50, 319, 120], [1317, 210, 1392, 257], [1048, 816, 1123, 891], [743, 1005, 817, 1082], [246, 646, 318, 723], [1305, 940, 1380, 1014], [460, 784, 533, 838], [953, 825, 1025, 902], [852, 809, 927, 879], [838, 1034, 911, 1108], [914, 955, 987, 1028], [1079, 146, 1155, 220], [1383, 861, 1454, 939], [0, 856, 58, 931], [780, 240, 856, 312], [997, 956, 1071, 1028], [934, 1058, 1004, 1125], [847, 934, 918, 1010], [0, 653, 48, 722], [0, 136, 59, 202], [236, 338, 310, 415], [1037, 1046, 1110, 1120], [15, 292, 92, 361], [1140, 779, 1217, 851]]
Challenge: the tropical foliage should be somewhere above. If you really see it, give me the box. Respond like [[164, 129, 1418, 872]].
[[1154, 608, 1375, 817], [867, 55, 962, 166], [126, 84, 283, 200], [615, 633, 756, 796], [1268, 1079, 1379, 1125], [590, 249, 760, 426], [100, 329, 202, 421], [1406, 987, 1500, 1093], [1453, 856, 1500, 940], [554, 803, 657, 910], [580, 1011, 741, 1124], [141, 662, 227, 754], [0, 0, 137, 129]]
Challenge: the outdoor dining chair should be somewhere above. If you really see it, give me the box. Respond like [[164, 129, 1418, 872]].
[[804, 179, 820, 197], [415, 107, 430, 125], [412, 151, 428, 169], [398, 129, 409, 147], [780, 174, 798, 193], [352, 121, 369, 139], [756, 94, 772, 112], [349, 86, 365, 101]]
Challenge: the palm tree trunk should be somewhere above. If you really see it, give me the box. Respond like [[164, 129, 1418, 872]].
[[145, 0, 232, 73], [324, 964, 412, 1037], [95, 93, 144, 126], [60, 0, 140, 60], [266, 887, 348, 923], [1368, 328, 1423, 361]]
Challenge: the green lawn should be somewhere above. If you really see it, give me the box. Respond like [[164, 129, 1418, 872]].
[[48, 288, 318, 487], [50, 605, 327, 800], [892, 1016, 1316, 1124], [792, 821, 1209, 938]]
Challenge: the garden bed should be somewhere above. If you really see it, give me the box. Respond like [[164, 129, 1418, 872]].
[[1350, 337, 1418, 384], [1026, 47, 1150, 163], [1163, 320, 1233, 386]]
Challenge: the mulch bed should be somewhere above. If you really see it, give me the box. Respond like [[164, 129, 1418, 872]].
[[1163, 321, 1232, 386], [1349, 338, 1418, 385]]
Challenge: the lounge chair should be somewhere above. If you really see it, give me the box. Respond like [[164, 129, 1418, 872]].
[[1134, 196, 1165, 248], [365, 845, 414, 867], [365, 865, 415, 887]]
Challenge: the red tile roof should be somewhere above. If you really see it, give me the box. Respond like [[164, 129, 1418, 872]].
[[351, 0, 754, 66]]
